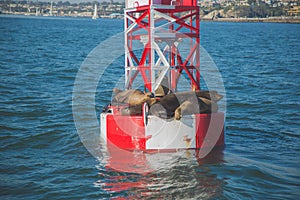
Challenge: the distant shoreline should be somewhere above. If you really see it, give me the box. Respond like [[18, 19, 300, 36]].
[[201, 17, 300, 24], [0, 13, 123, 19], [1, 14, 300, 24]]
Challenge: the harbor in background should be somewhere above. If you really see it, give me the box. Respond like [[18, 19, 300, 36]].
[[0, 0, 299, 22]]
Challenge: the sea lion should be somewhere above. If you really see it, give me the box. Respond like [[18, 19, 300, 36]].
[[195, 90, 223, 102], [154, 76, 172, 97], [112, 88, 123, 95], [112, 88, 156, 106], [198, 97, 219, 113], [174, 100, 195, 120], [149, 91, 198, 119], [150, 90, 222, 119], [148, 101, 172, 119], [174, 97, 219, 120], [120, 105, 143, 116], [155, 84, 171, 97], [111, 88, 156, 116]]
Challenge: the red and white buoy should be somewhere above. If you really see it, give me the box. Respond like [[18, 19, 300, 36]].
[[100, 0, 225, 152]]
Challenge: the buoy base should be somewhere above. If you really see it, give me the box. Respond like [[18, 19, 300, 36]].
[[100, 106, 224, 152]]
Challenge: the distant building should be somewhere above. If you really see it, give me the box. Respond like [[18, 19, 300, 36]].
[[109, 13, 123, 19], [287, 5, 300, 16]]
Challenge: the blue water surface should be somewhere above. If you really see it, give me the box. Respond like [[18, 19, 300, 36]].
[[0, 15, 299, 199]]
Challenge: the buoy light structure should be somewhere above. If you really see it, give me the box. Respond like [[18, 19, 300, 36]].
[[100, 0, 225, 152]]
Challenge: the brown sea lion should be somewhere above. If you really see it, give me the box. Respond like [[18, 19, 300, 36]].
[[121, 105, 143, 116], [112, 88, 123, 95], [150, 90, 222, 119], [155, 84, 171, 97], [154, 76, 172, 97], [112, 88, 156, 106], [195, 90, 223, 102], [149, 91, 198, 119], [198, 97, 219, 113], [174, 100, 195, 120], [112, 89, 156, 116], [174, 97, 219, 120]]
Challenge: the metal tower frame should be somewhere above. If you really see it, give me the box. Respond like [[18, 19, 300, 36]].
[[124, 0, 200, 94]]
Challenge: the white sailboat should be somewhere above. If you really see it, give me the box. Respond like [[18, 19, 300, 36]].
[[92, 4, 98, 19], [50, 1, 53, 16]]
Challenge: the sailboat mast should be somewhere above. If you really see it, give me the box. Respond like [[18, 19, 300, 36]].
[[92, 3, 98, 19]]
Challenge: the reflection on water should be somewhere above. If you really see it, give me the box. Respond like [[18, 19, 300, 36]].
[[95, 146, 225, 199]]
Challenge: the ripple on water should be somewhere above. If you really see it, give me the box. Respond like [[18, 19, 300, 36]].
[[0, 17, 299, 199]]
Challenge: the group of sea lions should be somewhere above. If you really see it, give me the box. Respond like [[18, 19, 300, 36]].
[[111, 88, 223, 120]]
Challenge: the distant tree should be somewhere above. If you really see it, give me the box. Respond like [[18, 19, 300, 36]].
[[63, 1, 71, 7], [19, 1, 27, 5], [269, 6, 284, 16], [57, 1, 63, 7], [247, 0, 256, 5], [237, 5, 251, 17]]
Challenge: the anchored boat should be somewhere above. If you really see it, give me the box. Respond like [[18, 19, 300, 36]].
[[100, 0, 225, 152]]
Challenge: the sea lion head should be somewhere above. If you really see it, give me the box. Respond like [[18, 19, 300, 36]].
[[113, 88, 123, 94], [174, 100, 196, 120], [209, 91, 223, 102], [146, 98, 157, 106]]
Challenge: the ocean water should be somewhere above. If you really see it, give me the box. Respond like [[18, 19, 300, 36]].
[[0, 15, 299, 199]]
